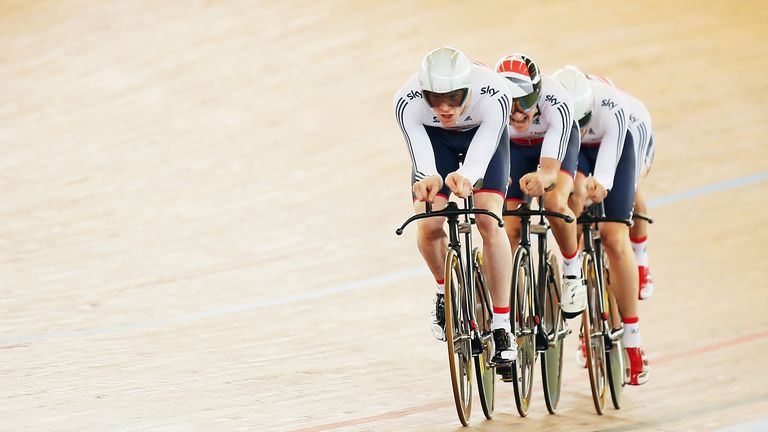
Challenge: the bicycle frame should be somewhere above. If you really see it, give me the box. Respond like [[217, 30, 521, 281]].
[[578, 203, 632, 342], [396, 198, 504, 355], [504, 200, 573, 348]]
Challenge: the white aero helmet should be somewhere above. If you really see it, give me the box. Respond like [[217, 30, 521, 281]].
[[418, 47, 472, 107], [552, 65, 593, 128]]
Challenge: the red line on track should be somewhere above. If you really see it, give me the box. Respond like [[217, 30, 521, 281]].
[[288, 330, 768, 432]]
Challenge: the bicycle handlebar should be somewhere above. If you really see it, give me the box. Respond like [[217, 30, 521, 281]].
[[502, 202, 574, 223], [395, 201, 504, 235], [632, 212, 654, 224], [577, 202, 632, 226]]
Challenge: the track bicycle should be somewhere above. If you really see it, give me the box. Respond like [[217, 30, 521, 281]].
[[396, 195, 504, 426], [577, 202, 633, 414], [501, 198, 573, 416]]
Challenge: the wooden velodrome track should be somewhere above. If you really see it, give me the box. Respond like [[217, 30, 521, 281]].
[[1, 1, 767, 431]]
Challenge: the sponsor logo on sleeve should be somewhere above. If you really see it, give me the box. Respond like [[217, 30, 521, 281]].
[[601, 99, 617, 109], [432, 116, 440, 123], [480, 85, 499, 97]]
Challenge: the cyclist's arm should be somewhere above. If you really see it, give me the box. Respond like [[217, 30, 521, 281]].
[[593, 106, 628, 191], [455, 94, 511, 184], [394, 95, 439, 181], [540, 83, 575, 164]]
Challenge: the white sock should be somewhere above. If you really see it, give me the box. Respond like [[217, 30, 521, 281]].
[[491, 309, 511, 332], [562, 250, 581, 277], [436, 280, 445, 295], [631, 237, 650, 267], [622, 320, 642, 348]]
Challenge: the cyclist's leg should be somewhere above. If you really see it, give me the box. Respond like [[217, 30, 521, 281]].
[[504, 143, 540, 249], [544, 170, 577, 256], [568, 147, 596, 220], [414, 127, 460, 339], [630, 134, 656, 299], [475, 127, 516, 361], [599, 134, 637, 320], [544, 123, 581, 279], [413, 127, 460, 284], [475, 192, 512, 312], [600, 134, 649, 385], [414, 195, 450, 282]]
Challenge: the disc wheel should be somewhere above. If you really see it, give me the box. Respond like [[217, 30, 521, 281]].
[[541, 252, 565, 414], [472, 248, 495, 419], [444, 248, 473, 425], [583, 252, 607, 414], [511, 246, 535, 417]]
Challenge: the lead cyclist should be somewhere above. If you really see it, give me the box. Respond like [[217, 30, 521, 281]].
[[393, 47, 516, 364]]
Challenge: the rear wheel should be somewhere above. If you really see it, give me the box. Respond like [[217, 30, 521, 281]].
[[583, 252, 607, 414], [444, 248, 473, 425], [541, 251, 565, 414], [510, 246, 535, 417], [472, 248, 496, 419]]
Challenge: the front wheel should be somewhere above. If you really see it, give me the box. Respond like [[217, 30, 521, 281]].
[[444, 248, 473, 425], [583, 252, 607, 415], [472, 248, 496, 419], [510, 246, 536, 417], [541, 251, 565, 414]]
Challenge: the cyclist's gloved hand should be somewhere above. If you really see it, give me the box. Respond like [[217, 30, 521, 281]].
[[413, 175, 444, 203], [446, 172, 473, 199], [585, 176, 608, 203]]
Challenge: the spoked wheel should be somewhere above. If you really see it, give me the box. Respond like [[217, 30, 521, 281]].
[[582, 252, 607, 414], [605, 268, 625, 410], [510, 246, 536, 417], [472, 248, 496, 419], [541, 251, 566, 414], [444, 248, 473, 426]]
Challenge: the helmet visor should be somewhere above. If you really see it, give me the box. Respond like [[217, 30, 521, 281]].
[[513, 91, 538, 111], [578, 111, 592, 128], [424, 89, 469, 108]]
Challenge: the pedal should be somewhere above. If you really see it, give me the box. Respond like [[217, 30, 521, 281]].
[[609, 327, 624, 341], [603, 333, 613, 350], [535, 331, 549, 352], [471, 334, 483, 355]]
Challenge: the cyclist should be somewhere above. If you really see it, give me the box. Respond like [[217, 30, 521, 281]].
[[552, 65, 650, 385], [495, 54, 586, 318], [588, 74, 657, 300], [393, 47, 516, 364]]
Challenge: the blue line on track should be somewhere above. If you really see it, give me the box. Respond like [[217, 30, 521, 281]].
[[2, 171, 767, 346]]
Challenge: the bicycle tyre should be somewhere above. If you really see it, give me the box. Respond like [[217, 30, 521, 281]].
[[582, 252, 607, 414], [541, 251, 565, 414], [444, 248, 473, 425], [472, 248, 496, 419], [605, 271, 625, 410], [510, 246, 535, 417]]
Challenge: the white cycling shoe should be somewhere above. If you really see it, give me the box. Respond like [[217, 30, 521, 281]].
[[560, 274, 587, 316]]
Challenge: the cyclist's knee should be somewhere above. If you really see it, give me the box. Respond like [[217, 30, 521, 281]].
[[476, 214, 502, 238], [543, 193, 570, 215], [417, 218, 445, 241], [601, 228, 630, 256]]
